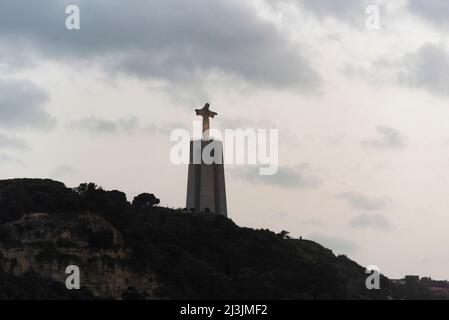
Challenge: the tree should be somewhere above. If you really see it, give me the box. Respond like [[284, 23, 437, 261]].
[[279, 230, 291, 240], [73, 183, 99, 196], [132, 193, 160, 210]]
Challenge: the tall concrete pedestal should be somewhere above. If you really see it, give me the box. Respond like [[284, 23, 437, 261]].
[[186, 140, 227, 216]]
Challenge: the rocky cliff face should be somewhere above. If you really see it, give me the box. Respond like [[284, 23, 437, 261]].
[[0, 212, 159, 299]]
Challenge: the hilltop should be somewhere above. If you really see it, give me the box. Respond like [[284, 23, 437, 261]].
[[0, 179, 442, 299]]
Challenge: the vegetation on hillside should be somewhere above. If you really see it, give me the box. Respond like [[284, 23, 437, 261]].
[[0, 179, 443, 299]]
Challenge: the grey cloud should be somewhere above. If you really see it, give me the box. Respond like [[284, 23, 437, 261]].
[[143, 122, 185, 136], [336, 191, 387, 211], [70, 116, 139, 134], [0, 154, 24, 164], [408, 0, 449, 27], [71, 118, 118, 134], [71, 116, 185, 137], [0, 42, 36, 70], [233, 164, 321, 189], [350, 213, 393, 231], [351, 43, 449, 97], [119, 117, 140, 133], [0, 133, 28, 150], [397, 43, 449, 97], [271, 0, 372, 25], [0, 79, 54, 129], [0, 0, 321, 90], [362, 126, 407, 149], [296, 0, 368, 19], [49, 165, 78, 179], [308, 234, 357, 254]]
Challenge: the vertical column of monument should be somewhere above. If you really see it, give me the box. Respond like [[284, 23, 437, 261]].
[[186, 140, 200, 211], [199, 141, 216, 213]]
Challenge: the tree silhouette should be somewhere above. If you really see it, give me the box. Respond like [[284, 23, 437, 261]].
[[132, 193, 160, 209]]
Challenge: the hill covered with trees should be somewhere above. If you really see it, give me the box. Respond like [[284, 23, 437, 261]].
[[0, 179, 442, 299]]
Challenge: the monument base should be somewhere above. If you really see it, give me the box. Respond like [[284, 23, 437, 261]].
[[186, 140, 227, 216]]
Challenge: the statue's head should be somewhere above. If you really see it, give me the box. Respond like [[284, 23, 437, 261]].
[[204, 103, 210, 110]]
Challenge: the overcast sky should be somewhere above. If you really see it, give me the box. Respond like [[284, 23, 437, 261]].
[[1, 0, 449, 280]]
